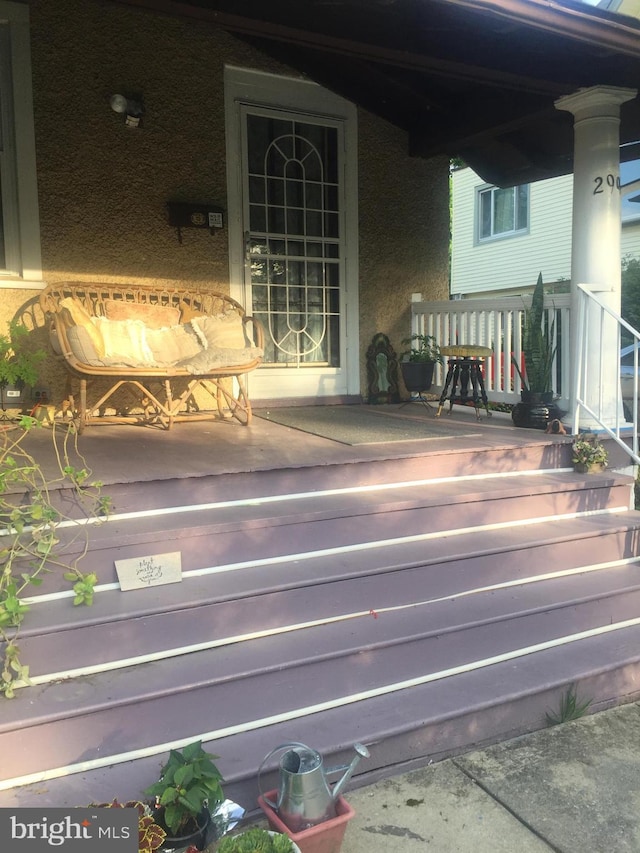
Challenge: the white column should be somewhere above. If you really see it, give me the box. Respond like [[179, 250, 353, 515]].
[[555, 86, 636, 429]]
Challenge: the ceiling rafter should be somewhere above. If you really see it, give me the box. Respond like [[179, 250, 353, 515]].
[[110, 0, 640, 185], [115, 0, 572, 96]]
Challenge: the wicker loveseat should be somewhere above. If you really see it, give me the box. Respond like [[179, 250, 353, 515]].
[[40, 281, 264, 431]]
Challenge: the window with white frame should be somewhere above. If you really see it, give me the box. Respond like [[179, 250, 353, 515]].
[[477, 184, 529, 241], [0, 1, 42, 285]]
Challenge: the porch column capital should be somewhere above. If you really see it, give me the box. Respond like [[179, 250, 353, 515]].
[[555, 85, 636, 120]]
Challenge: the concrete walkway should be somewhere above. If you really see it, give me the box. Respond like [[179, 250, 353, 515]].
[[340, 702, 640, 852]]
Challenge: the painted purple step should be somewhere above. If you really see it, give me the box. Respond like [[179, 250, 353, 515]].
[[11, 510, 640, 651], [4, 620, 640, 811], [20, 470, 633, 596], [45, 438, 576, 518], [9, 530, 640, 680], [0, 434, 638, 816], [3, 574, 640, 783]]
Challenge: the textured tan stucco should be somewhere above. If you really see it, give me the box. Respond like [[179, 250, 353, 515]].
[[5, 0, 449, 403], [357, 111, 449, 393]]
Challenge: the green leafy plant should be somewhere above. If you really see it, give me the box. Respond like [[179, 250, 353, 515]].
[[0, 320, 45, 401], [91, 800, 166, 853], [545, 684, 592, 725], [217, 828, 295, 853], [572, 434, 608, 468], [0, 417, 109, 698], [144, 740, 224, 837], [512, 273, 556, 394], [400, 334, 443, 364]]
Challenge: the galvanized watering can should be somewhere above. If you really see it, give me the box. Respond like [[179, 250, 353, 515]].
[[258, 742, 370, 833]]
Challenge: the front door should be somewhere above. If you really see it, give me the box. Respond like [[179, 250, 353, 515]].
[[225, 69, 359, 400]]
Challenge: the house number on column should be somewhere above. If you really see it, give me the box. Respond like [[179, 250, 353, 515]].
[[593, 174, 621, 194]]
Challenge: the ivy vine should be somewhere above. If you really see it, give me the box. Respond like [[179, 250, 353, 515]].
[[0, 417, 110, 698]]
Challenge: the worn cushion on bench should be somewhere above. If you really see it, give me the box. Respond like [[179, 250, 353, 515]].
[[59, 297, 105, 358], [86, 318, 204, 367], [190, 313, 247, 350], [145, 323, 202, 365], [60, 302, 260, 372], [180, 345, 264, 373], [67, 324, 101, 363], [104, 299, 181, 329], [93, 317, 155, 365]]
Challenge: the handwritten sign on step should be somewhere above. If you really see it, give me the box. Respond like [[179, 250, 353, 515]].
[[115, 551, 182, 591]]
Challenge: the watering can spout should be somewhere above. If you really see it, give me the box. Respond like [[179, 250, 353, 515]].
[[329, 743, 370, 802]]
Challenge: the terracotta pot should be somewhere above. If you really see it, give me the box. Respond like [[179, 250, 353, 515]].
[[258, 791, 355, 853]]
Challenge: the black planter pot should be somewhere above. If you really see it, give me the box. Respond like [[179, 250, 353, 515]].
[[511, 391, 562, 430], [400, 360, 436, 393], [156, 806, 211, 853]]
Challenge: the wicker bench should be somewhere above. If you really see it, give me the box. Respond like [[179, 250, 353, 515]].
[[40, 282, 264, 431]]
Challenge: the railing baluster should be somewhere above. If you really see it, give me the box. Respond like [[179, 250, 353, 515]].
[[409, 290, 640, 466]]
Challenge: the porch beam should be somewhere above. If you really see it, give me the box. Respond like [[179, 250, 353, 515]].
[[410, 102, 570, 160]]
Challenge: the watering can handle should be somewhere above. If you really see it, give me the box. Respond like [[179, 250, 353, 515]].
[[257, 742, 312, 810]]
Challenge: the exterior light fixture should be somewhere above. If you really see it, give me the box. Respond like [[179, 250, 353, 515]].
[[110, 93, 144, 128]]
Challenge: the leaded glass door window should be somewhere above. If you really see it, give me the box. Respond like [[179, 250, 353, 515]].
[[242, 109, 343, 368]]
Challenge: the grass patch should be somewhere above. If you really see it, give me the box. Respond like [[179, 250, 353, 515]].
[[546, 684, 592, 726]]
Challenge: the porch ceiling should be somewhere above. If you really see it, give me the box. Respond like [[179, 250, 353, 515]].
[[116, 0, 640, 186]]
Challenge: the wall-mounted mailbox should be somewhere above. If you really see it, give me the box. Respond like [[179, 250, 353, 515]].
[[167, 201, 225, 243]]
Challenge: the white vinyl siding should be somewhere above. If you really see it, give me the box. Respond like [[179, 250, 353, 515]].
[[451, 167, 573, 296]]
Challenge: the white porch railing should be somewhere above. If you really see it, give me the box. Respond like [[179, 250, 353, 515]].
[[574, 284, 640, 464], [412, 290, 640, 466], [411, 294, 571, 409]]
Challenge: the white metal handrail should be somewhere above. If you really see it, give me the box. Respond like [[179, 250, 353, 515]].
[[574, 283, 640, 465]]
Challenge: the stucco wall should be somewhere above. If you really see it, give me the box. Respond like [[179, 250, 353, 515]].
[[29, 0, 260, 289], [7, 0, 449, 404], [358, 112, 449, 390]]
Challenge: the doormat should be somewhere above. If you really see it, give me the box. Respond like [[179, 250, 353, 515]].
[[256, 405, 481, 445]]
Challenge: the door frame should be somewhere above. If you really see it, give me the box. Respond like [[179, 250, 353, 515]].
[[224, 65, 360, 399]]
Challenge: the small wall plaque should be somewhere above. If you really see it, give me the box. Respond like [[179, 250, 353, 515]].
[[115, 551, 182, 591]]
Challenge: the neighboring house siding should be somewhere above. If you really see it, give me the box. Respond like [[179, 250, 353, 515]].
[[451, 167, 573, 296]]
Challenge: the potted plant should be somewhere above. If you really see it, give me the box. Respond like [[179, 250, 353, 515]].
[[144, 740, 224, 852], [217, 827, 299, 853], [91, 800, 167, 853], [0, 320, 45, 415], [511, 273, 561, 429], [572, 434, 609, 473], [400, 333, 443, 395]]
